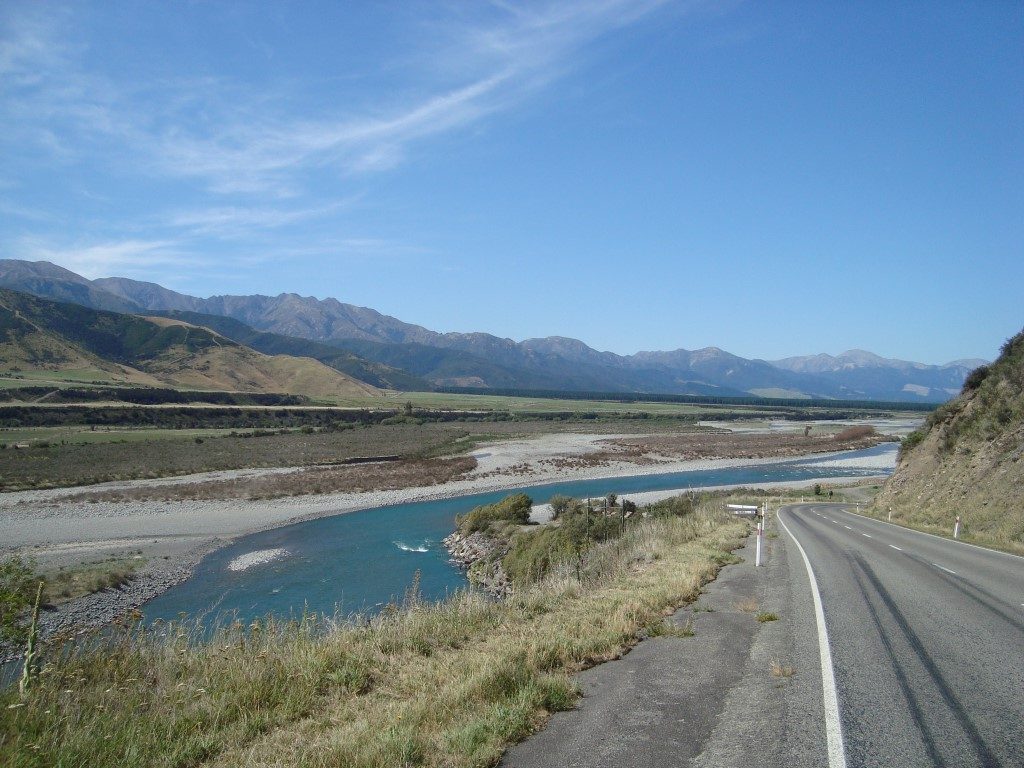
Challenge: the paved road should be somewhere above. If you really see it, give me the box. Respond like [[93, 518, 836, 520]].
[[780, 503, 1024, 767], [503, 526, 831, 768]]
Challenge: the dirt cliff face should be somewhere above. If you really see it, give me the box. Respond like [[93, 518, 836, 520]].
[[874, 331, 1024, 553]]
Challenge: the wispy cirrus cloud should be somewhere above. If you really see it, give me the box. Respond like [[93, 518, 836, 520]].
[[2, 1, 676, 196], [19, 238, 197, 280], [1, 1, 684, 288]]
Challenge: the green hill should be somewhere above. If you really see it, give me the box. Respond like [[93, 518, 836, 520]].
[[0, 289, 381, 399], [874, 328, 1024, 553]]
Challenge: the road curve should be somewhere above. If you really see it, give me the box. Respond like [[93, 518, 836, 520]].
[[780, 503, 1024, 768]]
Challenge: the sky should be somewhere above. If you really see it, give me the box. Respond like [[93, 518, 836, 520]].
[[1, 1, 1021, 365]]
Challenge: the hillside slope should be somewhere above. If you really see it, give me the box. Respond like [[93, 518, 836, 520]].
[[150, 310, 429, 391], [874, 329, 1024, 553], [0, 290, 380, 399]]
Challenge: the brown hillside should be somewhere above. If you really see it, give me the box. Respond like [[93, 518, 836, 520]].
[[873, 329, 1024, 553], [0, 292, 381, 399]]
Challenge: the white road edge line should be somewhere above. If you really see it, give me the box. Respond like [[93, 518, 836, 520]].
[[932, 563, 957, 575], [778, 510, 847, 768], [889, 545, 902, 551]]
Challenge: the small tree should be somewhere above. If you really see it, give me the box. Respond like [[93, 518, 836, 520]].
[[813, 483, 822, 496], [548, 495, 572, 519], [605, 492, 618, 509]]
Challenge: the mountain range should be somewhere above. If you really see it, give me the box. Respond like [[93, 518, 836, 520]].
[[0, 287, 379, 399], [0, 259, 984, 402]]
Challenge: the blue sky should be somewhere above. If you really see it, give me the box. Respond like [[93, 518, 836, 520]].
[[1, 1, 1020, 364]]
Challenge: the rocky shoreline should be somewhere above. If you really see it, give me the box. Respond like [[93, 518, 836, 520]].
[[442, 531, 512, 598], [0, 539, 224, 665]]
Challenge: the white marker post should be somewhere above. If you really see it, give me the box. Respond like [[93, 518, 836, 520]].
[[888, 507, 892, 522], [755, 505, 764, 567], [954, 515, 961, 540]]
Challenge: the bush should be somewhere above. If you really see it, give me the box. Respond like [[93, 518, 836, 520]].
[[457, 493, 533, 534], [548, 495, 573, 519], [0, 555, 37, 643], [502, 506, 622, 585], [962, 365, 990, 392], [834, 425, 876, 441], [900, 429, 926, 455], [647, 495, 694, 517]]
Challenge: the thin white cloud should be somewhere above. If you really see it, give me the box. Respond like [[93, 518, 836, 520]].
[[1, 1, 678, 195], [166, 198, 360, 239], [19, 238, 197, 280]]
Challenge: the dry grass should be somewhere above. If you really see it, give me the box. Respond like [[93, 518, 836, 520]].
[[0, 507, 746, 768], [733, 597, 760, 614], [770, 660, 796, 678], [40, 558, 143, 604], [0, 423, 473, 491], [606, 429, 890, 462], [60, 456, 478, 503]]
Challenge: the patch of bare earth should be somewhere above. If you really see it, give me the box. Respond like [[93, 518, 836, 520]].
[[54, 456, 477, 503], [588, 430, 890, 467]]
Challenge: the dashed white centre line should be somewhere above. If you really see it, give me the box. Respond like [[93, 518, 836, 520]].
[[889, 545, 903, 551], [932, 563, 957, 575], [862, 533, 872, 538], [844, 525, 852, 530]]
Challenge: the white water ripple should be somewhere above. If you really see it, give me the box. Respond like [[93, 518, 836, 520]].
[[228, 548, 288, 572], [394, 541, 429, 553]]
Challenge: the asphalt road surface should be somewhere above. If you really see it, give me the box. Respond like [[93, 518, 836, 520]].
[[503, 504, 1023, 767], [779, 504, 1024, 768]]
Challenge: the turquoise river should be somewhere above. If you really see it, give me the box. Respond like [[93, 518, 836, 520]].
[[140, 443, 895, 628]]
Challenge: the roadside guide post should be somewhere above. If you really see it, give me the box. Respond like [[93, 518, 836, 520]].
[[954, 515, 961, 540], [888, 506, 892, 522], [755, 504, 763, 567]]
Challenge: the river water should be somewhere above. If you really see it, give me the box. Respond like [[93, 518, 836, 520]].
[[139, 444, 895, 628]]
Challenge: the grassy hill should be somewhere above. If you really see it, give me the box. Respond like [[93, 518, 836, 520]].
[[0, 289, 380, 400], [151, 309, 429, 391], [873, 329, 1024, 553]]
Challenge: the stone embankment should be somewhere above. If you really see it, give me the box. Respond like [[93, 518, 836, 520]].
[[442, 531, 511, 598]]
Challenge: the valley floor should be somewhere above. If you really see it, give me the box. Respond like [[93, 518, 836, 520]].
[[0, 423, 906, 643]]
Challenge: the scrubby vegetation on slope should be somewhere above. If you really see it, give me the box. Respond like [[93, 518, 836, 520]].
[[874, 329, 1024, 552]]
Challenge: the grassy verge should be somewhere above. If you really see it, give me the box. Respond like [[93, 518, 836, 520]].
[[856, 504, 1024, 557], [1, 506, 745, 767], [38, 557, 144, 605]]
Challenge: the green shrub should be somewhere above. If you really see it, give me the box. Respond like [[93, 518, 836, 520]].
[[457, 493, 533, 534], [962, 365, 990, 392], [0, 555, 37, 643], [548, 495, 573, 519], [900, 429, 926, 455]]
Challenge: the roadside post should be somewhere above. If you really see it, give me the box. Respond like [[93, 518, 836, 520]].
[[755, 504, 764, 567], [954, 515, 961, 539], [888, 506, 892, 522], [725, 504, 761, 565]]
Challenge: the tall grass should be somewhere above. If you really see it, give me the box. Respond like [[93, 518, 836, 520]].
[[1, 507, 745, 767]]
